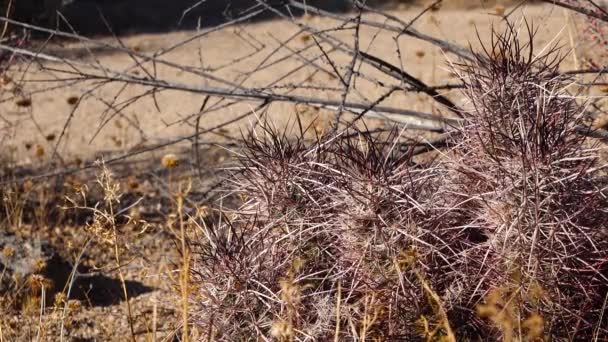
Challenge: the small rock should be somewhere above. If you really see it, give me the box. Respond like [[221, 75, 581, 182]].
[[0, 232, 54, 297]]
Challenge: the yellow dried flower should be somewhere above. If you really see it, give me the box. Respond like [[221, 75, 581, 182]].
[[270, 320, 294, 340], [54, 292, 67, 307], [396, 247, 418, 271], [67, 299, 82, 313], [35, 144, 45, 158], [522, 313, 544, 339], [2, 245, 15, 258], [300, 33, 311, 43], [33, 258, 47, 272], [495, 5, 506, 16], [161, 153, 180, 168], [280, 278, 300, 305], [27, 274, 51, 291]]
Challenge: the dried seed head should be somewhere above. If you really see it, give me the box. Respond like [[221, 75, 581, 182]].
[[279, 278, 300, 306], [35, 144, 45, 158], [270, 320, 294, 340], [54, 292, 66, 307], [494, 5, 506, 16], [67, 299, 82, 313], [2, 245, 15, 258], [27, 274, 51, 291], [161, 153, 180, 168], [32, 258, 47, 272], [522, 313, 544, 339], [299, 33, 311, 43]]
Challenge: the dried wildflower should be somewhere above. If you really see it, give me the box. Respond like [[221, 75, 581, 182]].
[[300, 33, 311, 43], [54, 292, 67, 307], [67, 299, 82, 313], [270, 320, 294, 340], [34, 144, 45, 158], [161, 153, 180, 168], [32, 258, 47, 272], [522, 313, 544, 340], [96, 164, 121, 203], [396, 247, 418, 271], [2, 245, 15, 258], [27, 274, 51, 292], [279, 278, 300, 307], [415, 50, 426, 58], [196, 205, 209, 218], [494, 5, 505, 16]]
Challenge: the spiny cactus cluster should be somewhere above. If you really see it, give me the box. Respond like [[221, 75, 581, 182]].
[[191, 23, 608, 341]]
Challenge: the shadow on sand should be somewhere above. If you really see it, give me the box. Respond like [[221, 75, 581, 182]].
[[49, 0, 355, 36]]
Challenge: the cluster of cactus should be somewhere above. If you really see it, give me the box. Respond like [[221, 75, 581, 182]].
[[190, 23, 608, 341]]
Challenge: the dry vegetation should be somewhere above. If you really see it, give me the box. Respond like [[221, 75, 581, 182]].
[[0, 0, 607, 341]]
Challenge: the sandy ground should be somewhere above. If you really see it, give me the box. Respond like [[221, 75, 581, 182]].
[[0, 2, 605, 341], [0, 3, 588, 166]]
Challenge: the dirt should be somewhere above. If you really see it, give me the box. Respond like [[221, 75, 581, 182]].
[[0, 2, 603, 341]]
